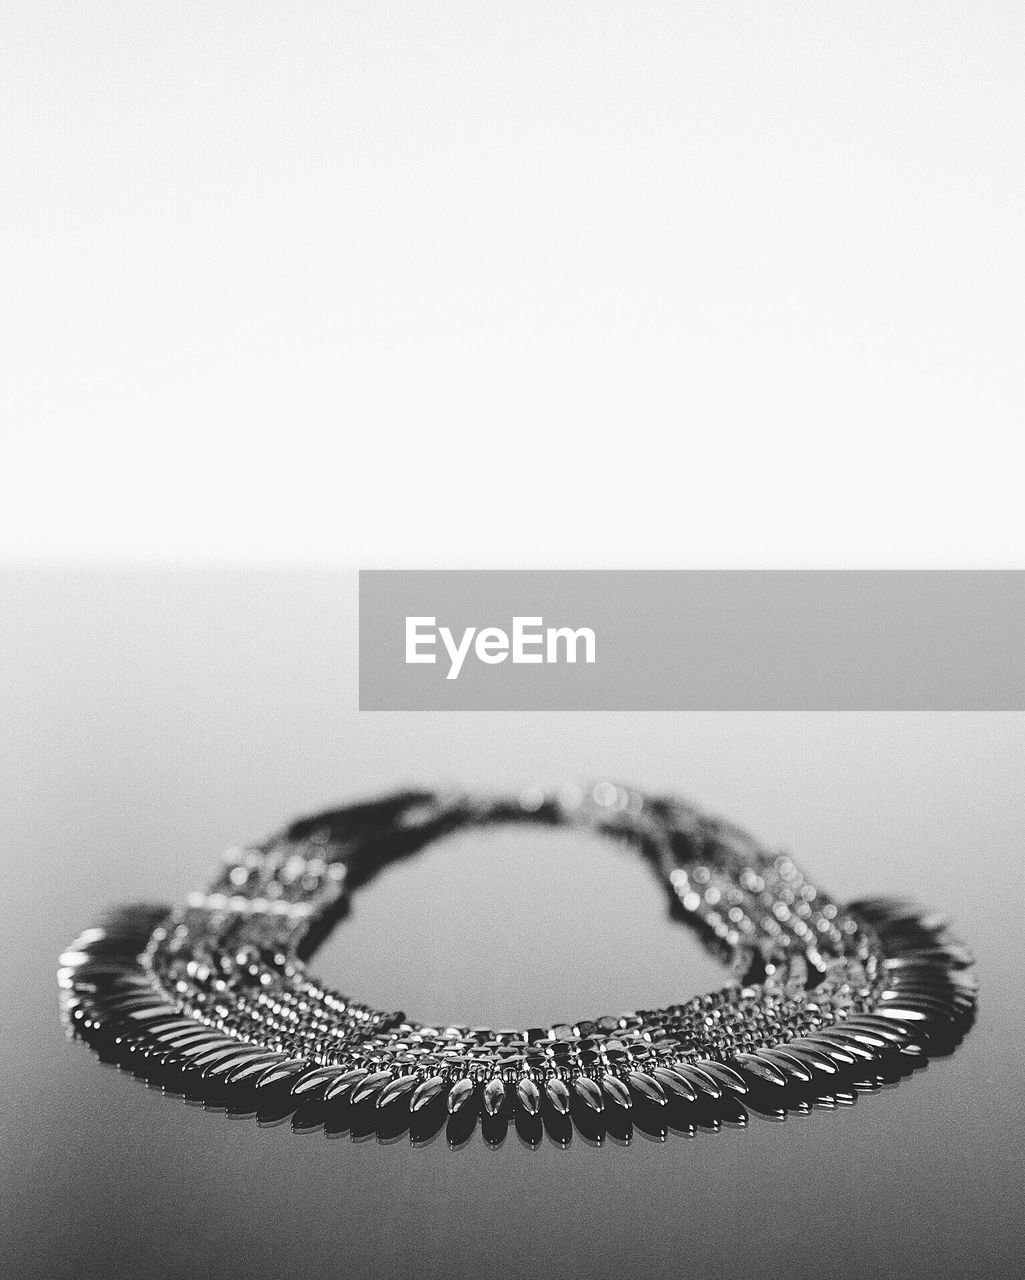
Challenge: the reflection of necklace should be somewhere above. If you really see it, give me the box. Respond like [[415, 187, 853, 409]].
[[60, 783, 976, 1139]]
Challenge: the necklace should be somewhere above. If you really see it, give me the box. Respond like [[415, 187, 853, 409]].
[[59, 783, 977, 1144]]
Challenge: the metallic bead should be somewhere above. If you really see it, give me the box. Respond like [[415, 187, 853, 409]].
[[650, 1067, 697, 1103], [544, 1078, 571, 1115], [410, 1075, 447, 1112], [515, 1077, 541, 1115], [572, 1077, 604, 1112], [377, 1074, 419, 1109], [731, 1052, 787, 1087], [350, 1070, 393, 1106], [601, 1074, 632, 1109], [627, 1072, 668, 1106], [483, 1077, 507, 1116], [446, 1077, 475, 1114]]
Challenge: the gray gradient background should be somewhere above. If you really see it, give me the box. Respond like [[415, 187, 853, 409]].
[[2, 569, 1024, 1279]]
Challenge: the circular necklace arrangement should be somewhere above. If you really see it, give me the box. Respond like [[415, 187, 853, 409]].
[[59, 783, 977, 1146]]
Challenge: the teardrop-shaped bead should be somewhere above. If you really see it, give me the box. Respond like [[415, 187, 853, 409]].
[[204, 1049, 272, 1079], [447, 1077, 475, 1114], [780, 1042, 839, 1076], [191, 1044, 249, 1071], [141, 1018, 199, 1037], [252, 1058, 310, 1091], [377, 1074, 419, 1109], [516, 1077, 541, 1115], [410, 1075, 447, 1112], [829, 1026, 893, 1050], [292, 1065, 347, 1098], [650, 1067, 697, 1103], [324, 1068, 368, 1102], [731, 1052, 787, 1087], [800, 1036, 857, 1065], [817, 1030, 877, 1060], [159, 1029, 224, 1052], [883, 981, 974, 1004], [884, 970, 973, 991], [874, 1005, 932, 1024], [350, 1069, 393, 1106], [225, 1053, 287, 1085], [881, 956, 954, 975], [181, 1038, 239, 1063], [845, 1015, 916, 1042], [673, 1063, 722, 1100], [693, 1060, 748, 1095], [545, 1077, 571, 1115], [483, 1076, 507, 1116], [757, 1048, 813, 1083], [573, 1077, 604, 1112], [92, 990, 143, 1014], [627, 1071, 668, 1106], [601, 1074, 631, 1109], [124, 1004, 181, 1023]]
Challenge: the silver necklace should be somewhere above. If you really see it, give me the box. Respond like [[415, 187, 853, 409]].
[[59, 783, 977, 1144]]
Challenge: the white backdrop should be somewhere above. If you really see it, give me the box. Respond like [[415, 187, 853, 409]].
[[2, 3, 1023, 567]]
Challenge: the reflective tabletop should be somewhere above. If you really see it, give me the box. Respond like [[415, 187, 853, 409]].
[[3, 570, 1023, 1280]]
